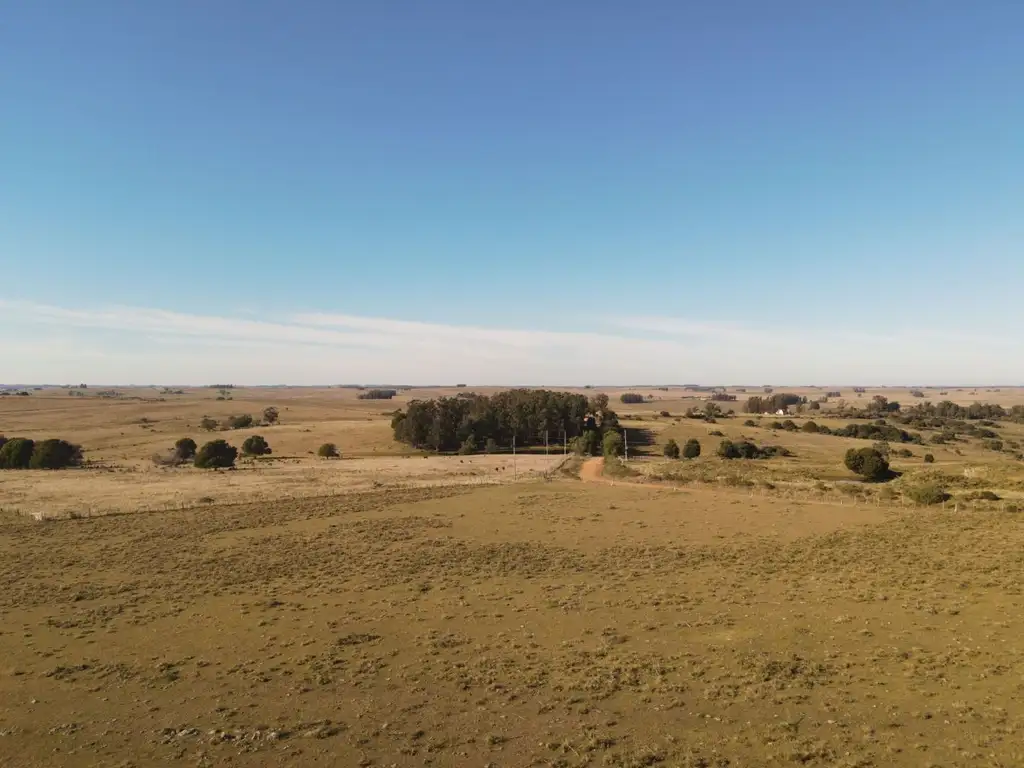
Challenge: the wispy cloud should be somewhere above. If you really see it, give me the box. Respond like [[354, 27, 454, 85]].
[[0, 299, 1020, 385]]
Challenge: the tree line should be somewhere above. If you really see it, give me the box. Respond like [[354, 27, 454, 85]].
[[392, 390, 619, 453], [743, 393, 807, 413], [0, 437, 83, 469]]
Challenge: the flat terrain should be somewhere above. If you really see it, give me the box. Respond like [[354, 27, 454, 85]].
[[3, 385, 1024, 766], [3, 479, 1024, 767]]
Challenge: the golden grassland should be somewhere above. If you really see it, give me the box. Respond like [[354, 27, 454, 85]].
[[3, 385, 1024, 766]]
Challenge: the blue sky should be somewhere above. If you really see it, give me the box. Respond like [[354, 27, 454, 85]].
[[2, 2, 1022, 384]]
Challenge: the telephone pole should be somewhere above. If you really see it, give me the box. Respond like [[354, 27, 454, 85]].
[[624, 428, 629, 462], [512, 434, 517, 481]]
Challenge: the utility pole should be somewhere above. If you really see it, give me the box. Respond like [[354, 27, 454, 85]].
[[624, 428, 629, 462], [563, 430, 567, 456], [512, 434, 517, 481], [545, 430, 549, 455]]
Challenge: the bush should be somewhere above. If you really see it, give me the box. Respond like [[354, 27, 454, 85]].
[[174, 437, 197, 462], [194, 440, 238, 469], [484, 438, 499, 454], [904, 483, 950, 505], [682, 438, 701, 459], [843, 447, 890, 481], [226, 414, 254, 430], [802, 421, 819, 433], [923, 453, 935, 463], [663, 439, 680, 459], [458, 436, 476, 455], [0, 438, 35, 469], [620, 393, 644, 404], [241, 435, 272, 456], [743, 419, 757, 428], [263, 407, 279, 425], [659, 410, 671, 418], [200, 417, 218, 431], [602, 430, 623, 457], [708, 429, 724, 437], [28, 439, 83, 469], [317, 442, 339, 459]]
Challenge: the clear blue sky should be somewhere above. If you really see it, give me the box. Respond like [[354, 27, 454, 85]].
[[2, 1, 1023, 384]]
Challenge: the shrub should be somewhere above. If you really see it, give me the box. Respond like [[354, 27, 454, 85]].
[[485, 438, 499, 454], [620, 393, 644, 404], [200, 417, 218, 431], [317, 442, 339, 458], [708, 429, 724, 437], [966, 490, 1000, 502], [602, 430, 623, 457], [28, 439, 82, 469], [743, 419, 757, 428], [663, 439, 680, 459], [843, 447, 890, 481], [263, 407, 279, 425], [458, 436, 476, 455], [226, 414, 254, 430], [682, 438, 701, 459], [0, 438, 35, 469], [718, 440, 738, 459], [802, 421, 819, 433], [904, 483, 950, 505], [241, 435, 271, 456], [173, 437, 197, 462], [923, 453, 935, 463], [194, 440, 238, 469], [659, 410, 671, 418]]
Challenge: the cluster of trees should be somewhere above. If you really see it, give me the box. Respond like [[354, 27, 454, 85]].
[[901, 400, 1019, 422], [717, 439, 791, 460], [663, 438, 701, 459], [831, 423, 923, 444], [199, 407, 280, 432], [710, 393, 737, 402], [0, 437, 83, 469], [155, 435, 272, 468], [619, 393, 645, 404], [392, 390, 618, 453], [358, 389, 398, 400], [743, 394, 806, 414]]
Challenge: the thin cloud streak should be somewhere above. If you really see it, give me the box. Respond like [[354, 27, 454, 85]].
[[1, 299, 1021, 385]]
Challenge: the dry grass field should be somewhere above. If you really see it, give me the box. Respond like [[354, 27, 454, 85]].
[[3, 385, 1024, 766]]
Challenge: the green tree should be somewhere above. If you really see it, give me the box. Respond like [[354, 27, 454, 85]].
[[844, 447, 890, 481], [318, 442, 339, 458], [923, 453, 935, 463], [241, 435, 271, 456], [682, 438, 701, 459], [28, 439, 82, 469], [602, 430, 623, 457], [575, 430, 601, 456], [173, 437, 197, 463], [194, 440, 238, 469], [663, 438, 680, 459], [262, 407, 279, 425], [0, 438, 35, 469]]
